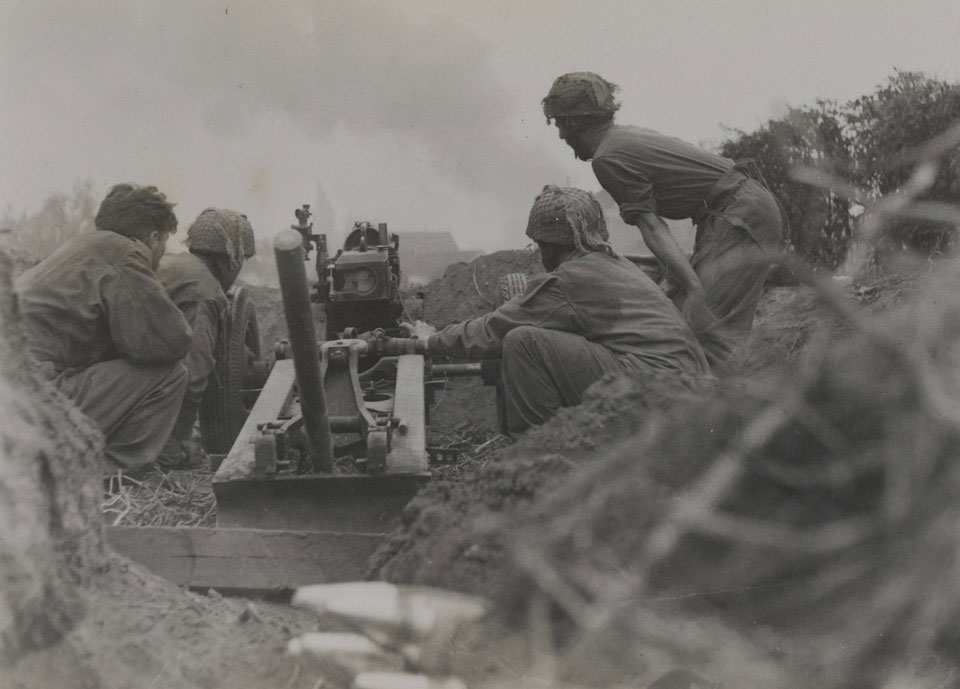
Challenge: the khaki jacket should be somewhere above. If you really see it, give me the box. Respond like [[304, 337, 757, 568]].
[[431, 252, 709, 376], [158, 252, 228, 391], [17, 231, 192, 378]]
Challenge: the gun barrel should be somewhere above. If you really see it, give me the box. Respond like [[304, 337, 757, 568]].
[[274, 229, 335, 472], [430, 363, 483, 378]]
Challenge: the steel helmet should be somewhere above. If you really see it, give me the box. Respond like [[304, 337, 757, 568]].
[[185, 208, 247, 270], [525, 185, 610, 253], [542, 72, 620, 122], [230, 211, 257, 258]]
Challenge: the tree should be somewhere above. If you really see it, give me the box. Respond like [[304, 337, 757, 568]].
[[720, 102, 854, 269], [719, 71, 960, 268], [846, 70, 960, 255], [1, 180, 97, 263]]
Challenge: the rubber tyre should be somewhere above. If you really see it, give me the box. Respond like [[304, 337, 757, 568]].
[[199, 286, 262, 454], [497, 273, 528, 305]]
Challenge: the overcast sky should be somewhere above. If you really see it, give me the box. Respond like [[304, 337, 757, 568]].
[[2, 0, 959, 252]]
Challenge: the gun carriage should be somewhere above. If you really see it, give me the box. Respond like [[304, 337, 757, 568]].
[[109, 205, 508, 591]]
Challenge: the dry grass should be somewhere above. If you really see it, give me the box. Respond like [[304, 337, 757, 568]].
[[99, 428, 509, 528], [427, 422, 514, 483], [102, 469, 217, 528]]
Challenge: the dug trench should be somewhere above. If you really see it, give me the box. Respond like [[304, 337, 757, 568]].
[[4, 245, 957, 689]]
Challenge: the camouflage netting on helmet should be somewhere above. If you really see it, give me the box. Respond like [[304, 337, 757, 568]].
[[233, 212, 256, 258], [525, 185, 613, 254], [185, 208, 248, 270], [541, 71, 620, 122]]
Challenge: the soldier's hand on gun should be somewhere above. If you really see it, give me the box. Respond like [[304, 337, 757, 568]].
[[682, 289, 719, 334], [356, 324, 432, 356], [356, 329, 383, 353]]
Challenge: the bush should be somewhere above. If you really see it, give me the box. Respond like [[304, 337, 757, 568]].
[[847, 71, 960, 256], [720, 103, 854, 269], [720, 71, 960, 269]]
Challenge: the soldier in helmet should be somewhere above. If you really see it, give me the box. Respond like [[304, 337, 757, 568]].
[[156, 208, 256, 469], [386, 186, 708, 434], [542, 72, 784, 369], [16, 183, 192, 476]]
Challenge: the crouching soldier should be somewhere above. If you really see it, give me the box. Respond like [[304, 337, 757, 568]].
[[156, 209, 255, 469], [387, 186, 709, 434], [16, 184, 192, 476]]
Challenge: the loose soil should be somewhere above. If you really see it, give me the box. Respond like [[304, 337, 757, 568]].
[[422, 248, 543, 327], [8, 248, 957, 689], [8, 558, 321, 689], [365, 264, 957, 688]]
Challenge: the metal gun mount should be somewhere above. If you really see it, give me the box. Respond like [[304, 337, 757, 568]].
[[317, 214, 404, 340], [291, 203, 326, 261], [210, 227, 432, 532]]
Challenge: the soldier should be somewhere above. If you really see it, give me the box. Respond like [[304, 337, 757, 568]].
[[542, 72, 784, 369], [388, 186, 708, 434], [16, 183, 192, 476], [156, 208, 255, 469]]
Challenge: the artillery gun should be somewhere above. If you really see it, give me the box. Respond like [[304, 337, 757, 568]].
[[108, 205, 506, 592]]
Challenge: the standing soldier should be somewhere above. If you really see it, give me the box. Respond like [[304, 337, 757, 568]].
[[16, 183, 191, 476], [156, 208, 255, 469], [542, 72, 784, 369]]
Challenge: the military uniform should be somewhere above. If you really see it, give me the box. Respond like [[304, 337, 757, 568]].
[[157, 252, 228, 464], [16, 231, 191, 473], [154, 208, 254, 466], [591, 124, 783, 368], [431, 250, 708, 432]]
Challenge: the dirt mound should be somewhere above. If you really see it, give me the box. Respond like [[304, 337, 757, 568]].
[[423, 248, 543, 327], [0, 252, 320, 689], [0, 250, 105, 665], [495, 269, 960, 687], [368, 368, 707, 592], [368, 267, 960, 687], [9, 557, 320, 689], [370, 274, 918, 596]]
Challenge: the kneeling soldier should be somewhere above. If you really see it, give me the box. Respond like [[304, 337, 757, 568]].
[[388, 186, 709, 434], [17, 183, 191, 475], [156, 208, 255, 469]]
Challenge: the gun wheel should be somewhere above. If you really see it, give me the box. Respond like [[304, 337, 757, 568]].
[[199, 286, 261, 455]]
